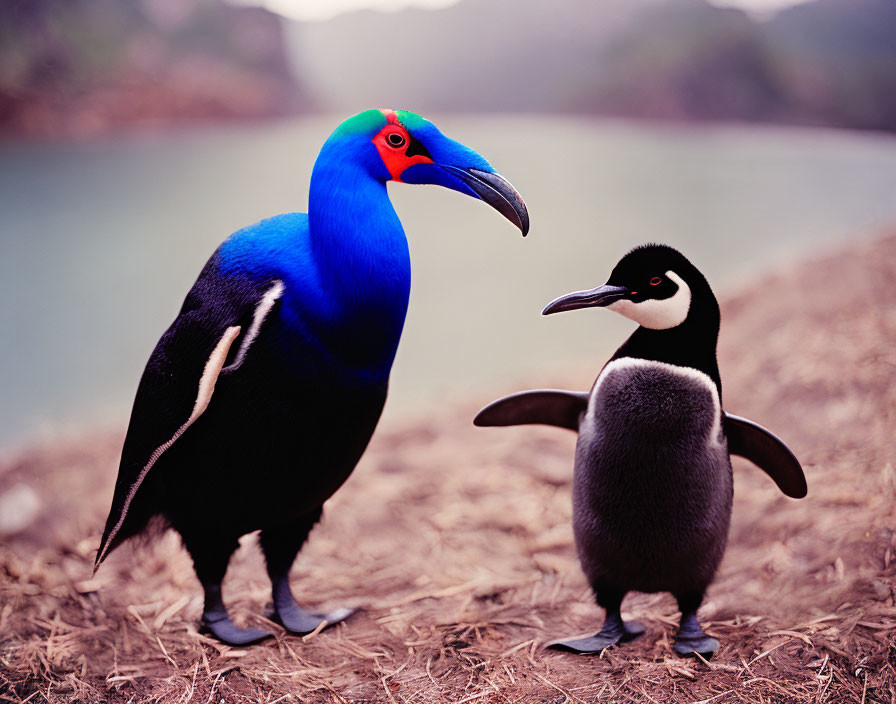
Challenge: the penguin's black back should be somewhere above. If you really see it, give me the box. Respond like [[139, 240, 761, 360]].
[[573, 357, 733, 596]]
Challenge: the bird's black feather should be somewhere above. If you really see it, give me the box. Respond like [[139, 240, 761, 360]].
[[96, 252, 273, 566]]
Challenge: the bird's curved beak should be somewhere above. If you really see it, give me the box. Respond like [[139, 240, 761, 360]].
[[542, 284, 631, 315], [442, 166, 529, 236]]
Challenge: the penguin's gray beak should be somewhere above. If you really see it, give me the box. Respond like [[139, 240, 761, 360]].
[[542, 284, 631, 315]]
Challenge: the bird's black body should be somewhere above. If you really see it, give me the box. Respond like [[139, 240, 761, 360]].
[[475, 244, 805, 658], [107, 252, 388, 539], [146, 259, 386, 530]]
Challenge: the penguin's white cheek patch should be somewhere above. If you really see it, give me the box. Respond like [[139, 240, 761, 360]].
[[608, 271, 691, 330]]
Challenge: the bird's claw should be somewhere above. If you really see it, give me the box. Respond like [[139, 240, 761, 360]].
[[200, 614, 273, 646], [673, 633, 719, 658], [273, 605, 356, 635]]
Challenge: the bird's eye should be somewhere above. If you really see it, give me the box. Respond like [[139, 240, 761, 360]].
[[387, 132, 406, 148], [650, 277, 662, 286]]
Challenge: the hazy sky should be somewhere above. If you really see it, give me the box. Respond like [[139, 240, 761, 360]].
[[253, 0, 812, 22], [254, 0, 457, 22]]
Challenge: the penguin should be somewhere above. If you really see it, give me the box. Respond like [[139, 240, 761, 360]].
[[474, 244, 806, 658], [94, 110, 529, 646]]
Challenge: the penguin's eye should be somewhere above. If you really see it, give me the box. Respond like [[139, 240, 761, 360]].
[[650, 277, 662, 286], [386, 132, 406, 148]]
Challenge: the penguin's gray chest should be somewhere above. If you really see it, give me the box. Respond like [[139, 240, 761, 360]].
[[573, 357, 733, 594]]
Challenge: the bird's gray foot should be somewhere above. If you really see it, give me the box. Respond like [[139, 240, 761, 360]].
[[673, 611, 719, 658], [201, 611, 272, 646], [270, 574, 355, 635], [200, 584, 272, 646], [546, 612, 645, 654], [273, 603, 355, 634], [260, 512, 355, 636]]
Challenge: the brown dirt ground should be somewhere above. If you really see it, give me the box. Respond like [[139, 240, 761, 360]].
[[2, 234, 895, 704]]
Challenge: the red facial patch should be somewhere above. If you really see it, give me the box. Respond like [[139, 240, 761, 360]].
[[372, 120, 433, 182]]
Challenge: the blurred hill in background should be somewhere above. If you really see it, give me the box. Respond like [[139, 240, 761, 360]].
[[2, 0, 896, 137], [0, 0, 303, 138], [293, 0, 896, 131]]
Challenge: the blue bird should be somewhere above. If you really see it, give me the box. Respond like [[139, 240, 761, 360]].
[[95, 109, 529, 645]]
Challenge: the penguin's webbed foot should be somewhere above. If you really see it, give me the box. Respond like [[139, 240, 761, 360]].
[[546, 617, 645, 654], [673, 612, 719, 658], [200, 613, 273, 646], [273, 603, 355, 635]]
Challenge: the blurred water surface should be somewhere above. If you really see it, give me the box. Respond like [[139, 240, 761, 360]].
[[2, 115, 896, 448]]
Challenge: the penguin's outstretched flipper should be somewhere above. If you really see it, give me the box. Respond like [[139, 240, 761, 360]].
[[95, 262, 284, 570], [474, 390, 589, 431], [724, 412, 807, 499]]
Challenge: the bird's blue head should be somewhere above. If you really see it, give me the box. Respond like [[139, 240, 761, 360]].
[[321, 109, 529, 235]]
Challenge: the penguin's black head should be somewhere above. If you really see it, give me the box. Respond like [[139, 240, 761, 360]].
[[543, 244, 717, 332]]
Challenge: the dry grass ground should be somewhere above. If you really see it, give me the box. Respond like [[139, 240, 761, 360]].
[[2, 234, 895, 704]]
